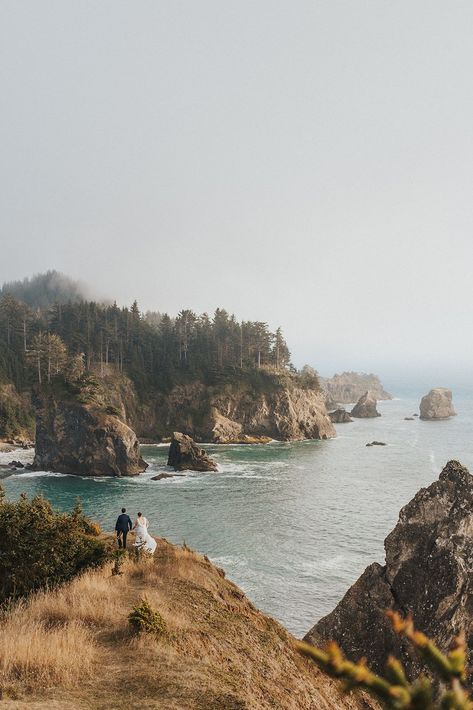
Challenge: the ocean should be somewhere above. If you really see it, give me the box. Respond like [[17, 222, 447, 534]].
[[2, 387, 472, 638]]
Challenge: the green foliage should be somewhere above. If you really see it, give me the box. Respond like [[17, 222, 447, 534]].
[[0, 488, 107, 603], [128, 598, 167, 636], [0, 278, 295, 399], [297, 612, 473, 709]]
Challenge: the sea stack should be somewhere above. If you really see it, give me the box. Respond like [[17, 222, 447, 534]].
[[167, 432, 218, 472], [350, 391, 381, 418], [304, 460, 473, 677], [33, 394, 148, 477], [419, 388, 456, 420]]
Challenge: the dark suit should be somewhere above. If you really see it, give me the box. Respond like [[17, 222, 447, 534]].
[[115, 513, 133, 549]]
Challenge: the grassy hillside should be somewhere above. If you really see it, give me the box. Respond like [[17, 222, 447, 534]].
[[0, 540, 376, 710]]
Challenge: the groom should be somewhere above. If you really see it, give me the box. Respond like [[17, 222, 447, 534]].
[[115, 507, 133, 549]]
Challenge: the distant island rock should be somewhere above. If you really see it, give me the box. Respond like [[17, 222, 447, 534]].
[[167, 432, 218, 472], [350, 391, 381, 418], [32, 389, 147, 477], [321, 372, 392, 406], [304, 460, 473, 677], [365, 441, 386, 447], [328, 408, 353, 424], [419, 388, 456, 420]]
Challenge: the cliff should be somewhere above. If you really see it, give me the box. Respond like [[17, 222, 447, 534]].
[[33, 382, 147, 476], [321, 372, 392, 406], [0, 539, 376, 709], [305, 460, 473, 678], [147, 372, 335, 442]]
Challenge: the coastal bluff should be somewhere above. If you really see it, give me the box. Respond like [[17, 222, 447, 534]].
[[0, 539, 376, 710], [134, 371, 336, 443], [305, 460, 473, 678]]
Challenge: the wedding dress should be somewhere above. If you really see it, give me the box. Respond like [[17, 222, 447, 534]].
[[133, 515, 157, 554]]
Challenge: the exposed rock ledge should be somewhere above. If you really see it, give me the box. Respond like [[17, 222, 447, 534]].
[[419, 388, 456, 420], [305, 460, 473, 678], [32, 391, 147, 477]]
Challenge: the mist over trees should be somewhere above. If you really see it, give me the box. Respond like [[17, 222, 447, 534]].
[[0, 273, 300, 398], [0, 271, 87, 310]]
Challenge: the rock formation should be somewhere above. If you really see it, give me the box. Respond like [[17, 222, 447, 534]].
[[419, 388, 456, 420], [33, 391, 147, 477], [350, 392, 381, 418], [328, 408, 353, 423], [150, 374, 336, 443], [167, 432, 218, 472], [321, 372, 392, 405], [305, 460, 473, 678]]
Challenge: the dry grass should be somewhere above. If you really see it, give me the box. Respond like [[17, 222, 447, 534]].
[[0, 610, 95, 688], [0, 541, 378, 709]]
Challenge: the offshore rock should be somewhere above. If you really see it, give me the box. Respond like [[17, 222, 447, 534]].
[[167, 432, 218, 472], [419, 388, 456, 420], [32, 391, 147, 477], [305, 460, 473, 677], [350, 392, 381, 418], [329, 408, 353, 424]]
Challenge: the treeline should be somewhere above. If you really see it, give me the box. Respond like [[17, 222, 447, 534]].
[[0, 291, 293, 396]]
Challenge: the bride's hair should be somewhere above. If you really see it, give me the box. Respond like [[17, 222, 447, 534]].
[[138, 512, 142, 517]]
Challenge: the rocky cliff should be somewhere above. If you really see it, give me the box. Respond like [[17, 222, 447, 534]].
[[321, 372, 392, 406], [419, 388, 456, 420], [305, 460, 473, 678], [148, 374, 336, 442], [33, 387, 147, 476]]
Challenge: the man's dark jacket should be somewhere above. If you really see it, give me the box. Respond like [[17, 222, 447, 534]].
[[115, 513, 133, 532]]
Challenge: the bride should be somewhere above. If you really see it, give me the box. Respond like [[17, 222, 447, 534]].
[[133, 512, 157, 554]]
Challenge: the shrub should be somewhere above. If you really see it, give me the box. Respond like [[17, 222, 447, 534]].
[[0, 488, 107, 603], [128, 598, 167, 636], [297, 611, 472, 709]]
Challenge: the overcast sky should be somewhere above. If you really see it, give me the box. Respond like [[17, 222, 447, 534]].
[[1, 1, 472, 380]]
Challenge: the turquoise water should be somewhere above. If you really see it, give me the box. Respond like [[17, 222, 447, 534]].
[[2, 390, 473, 637]]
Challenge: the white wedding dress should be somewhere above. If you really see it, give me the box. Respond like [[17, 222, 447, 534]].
[[133, 516, 157, 554]]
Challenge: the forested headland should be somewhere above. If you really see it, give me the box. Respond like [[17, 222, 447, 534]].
[[0, 271, 320, 441]]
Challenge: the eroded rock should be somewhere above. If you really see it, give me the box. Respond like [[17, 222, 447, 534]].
[[305, 460, 473, 677], [329, 408, 353, 424], [32, 392, 147, 477], [167, 432, 218, 472], [350, 391, 381, 418], [419, 388, 456, 420]]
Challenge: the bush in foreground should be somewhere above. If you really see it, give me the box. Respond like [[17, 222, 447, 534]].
[[298, 611, 472, 709], [0, 488, 107, 603], [128, 597, 167, 636]]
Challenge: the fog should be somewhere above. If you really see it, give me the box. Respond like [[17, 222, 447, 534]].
[[1, 1, 472, 380]]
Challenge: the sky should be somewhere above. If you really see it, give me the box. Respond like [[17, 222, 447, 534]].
[[1, 1, 472, 381]]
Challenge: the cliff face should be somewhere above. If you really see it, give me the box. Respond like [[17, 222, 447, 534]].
[[0, 538, 376, 710], [33, 391, 147, 476], [149, 377, 336, 442], [322, 372, 392, 405], [305, 460, 473, 677]]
